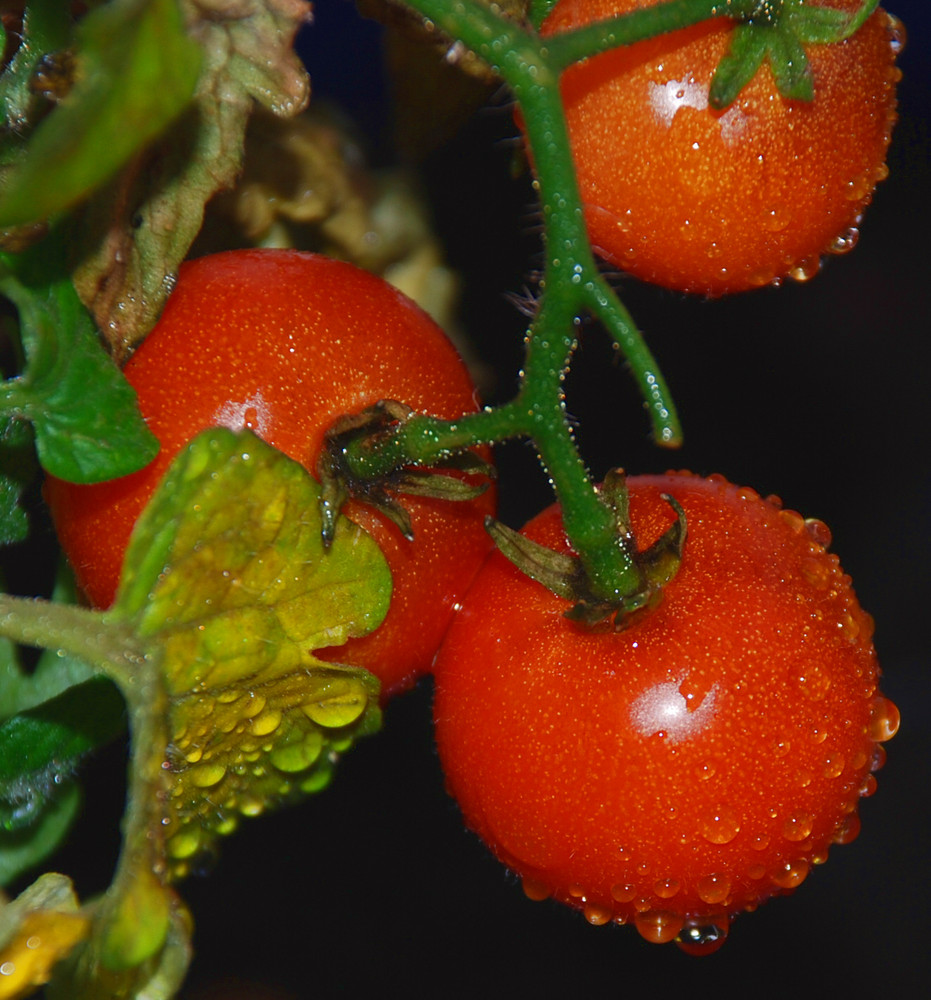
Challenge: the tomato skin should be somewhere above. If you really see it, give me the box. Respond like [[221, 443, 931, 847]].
[[433, 473, 897, 949], [538, 0, 901, 295], [44, 250, 495, 699]]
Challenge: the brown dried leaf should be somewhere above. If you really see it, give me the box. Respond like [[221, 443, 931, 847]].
[[71, 0, 312, 361]]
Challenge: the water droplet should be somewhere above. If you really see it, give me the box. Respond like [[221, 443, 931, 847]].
[[635, 910, 685, 945], [770, 859, 809, 890], [748, 267, 776, 288], [869, 696, 900, 742], [823, 754, 845, 779], [521, 877, 552, 902], [189, 762, 226, 788], [610, 884, 637, 903], [827, 227, 859, 255], [695, 760, 717, 781], [885, 12, 906, 54], [238, 797, 265, 818], [782, 812, 814, 842], [701, 807, 740, 844], [774, 739, 791, 758], [860, 774, 878, 797], [241, 695, 268, 719], [799, 557, 831, 590], [653, 878, 680, 899], [747, 863, 767, 880], [584, 903, 613, 926], [168, 827, 202, 860], [301, 679, 368, 728], [567, 884, 585, 899], [845, 173, 873, 202], [762, 206, 791, 232], [794, 661, 832, 700], [251, 709, 282, 737], [750, 832, 770, 852], [779, 508, 806, 534], [870, 745, 887, 772], [696, 874, 730, 905], [270, 732, 324, 773], [676, 916, 729, 956], [788, 257, 821, 282], [832, 813, 861, 845]]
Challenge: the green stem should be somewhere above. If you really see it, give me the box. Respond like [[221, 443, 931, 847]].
[[360, 0, 777, 601], [0, 592, 143, 678]]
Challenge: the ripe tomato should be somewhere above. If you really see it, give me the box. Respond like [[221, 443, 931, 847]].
[[538, 0, 902, 294], [45, 249, 495, 699], [433, 472, 898, 951]]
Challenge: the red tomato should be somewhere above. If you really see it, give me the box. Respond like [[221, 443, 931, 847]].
[[433, 472, 897, 951], [538, 0, 902, 294], [45, 250, 495, 699]]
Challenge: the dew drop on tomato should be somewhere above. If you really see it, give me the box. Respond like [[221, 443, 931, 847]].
[[634, 910, 684, 945], [583, 903, 614, 926], [827, 226, 860, 255], [781, 811, 815, 843], [675, 915, 729, 957], [653, 878, 680, 900], [770, 859, 810, 891], [700, 807, 741, 845], [696, 873, 731, 906], [869, 696, 901, 742]]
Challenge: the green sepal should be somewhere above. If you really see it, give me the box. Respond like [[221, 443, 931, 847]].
[[709, 22, 769, 110], [711, 0, 881, 109]]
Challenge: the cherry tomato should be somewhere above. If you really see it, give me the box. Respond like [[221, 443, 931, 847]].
[[538, 0, 902, 294], [433, 472, 898, 951], [45, 249, 495, 699]]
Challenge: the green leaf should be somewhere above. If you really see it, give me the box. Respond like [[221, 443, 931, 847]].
[[0, 677, 125, 830], [0, 416, 35, 546], [0, 251, 160, 483], [0, 782, 81, 886], [0, 0, 202, 228]]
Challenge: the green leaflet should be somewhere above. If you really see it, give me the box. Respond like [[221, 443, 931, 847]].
[[0, 0, 201, 228]]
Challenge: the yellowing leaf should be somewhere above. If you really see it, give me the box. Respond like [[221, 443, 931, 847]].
[[0, 873, 90, 999], [110, 428, 389, 879], [72, 0, 313, 359]]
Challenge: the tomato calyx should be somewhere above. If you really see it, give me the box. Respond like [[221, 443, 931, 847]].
[[318, 399, 494, 546], [711, 0, 881, 108], [486, 469, 687, 628]]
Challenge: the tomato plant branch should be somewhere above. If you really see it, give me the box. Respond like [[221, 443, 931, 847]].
[[0, 593, 142, 679]]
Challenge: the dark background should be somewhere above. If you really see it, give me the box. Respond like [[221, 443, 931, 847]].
[[55, 1, 931, 996]]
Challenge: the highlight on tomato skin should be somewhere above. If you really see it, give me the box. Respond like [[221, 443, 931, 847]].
[[537, 0, 903, 295], [432, 472, 900, 953], [44, 249, 496, 701]]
